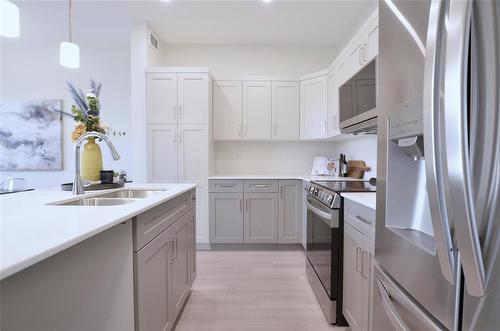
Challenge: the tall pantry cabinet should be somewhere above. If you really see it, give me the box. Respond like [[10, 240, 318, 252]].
[[146, 68, 211, 244]]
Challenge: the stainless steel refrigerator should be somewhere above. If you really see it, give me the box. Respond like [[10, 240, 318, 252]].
[[374, 0, 500, 330]]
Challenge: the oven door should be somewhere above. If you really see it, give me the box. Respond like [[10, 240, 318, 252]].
[[306, 196, 339, 298]]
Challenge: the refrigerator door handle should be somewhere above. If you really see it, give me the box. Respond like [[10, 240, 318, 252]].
[[444, 0, 485, 297], [422, 0, 455, 284], [376, 277, 410, 331]]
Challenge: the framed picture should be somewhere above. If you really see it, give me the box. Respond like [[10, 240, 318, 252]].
[[0, 100, 63, 171]]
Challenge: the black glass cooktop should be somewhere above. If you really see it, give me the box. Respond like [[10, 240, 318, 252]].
[[311, 180, 376, 193]]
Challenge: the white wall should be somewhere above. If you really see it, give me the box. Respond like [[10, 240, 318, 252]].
[[130, 22, 162, 183], [162, 44, 336, 77], [335, 135, 377, 179], [214, 141, 337, 175], [0, 1, 132, 189]]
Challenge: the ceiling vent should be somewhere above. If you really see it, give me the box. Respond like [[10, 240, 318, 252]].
[[148, 31, 159, 52]]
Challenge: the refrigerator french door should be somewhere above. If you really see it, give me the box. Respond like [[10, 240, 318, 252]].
[[374, 0, 500, 330]]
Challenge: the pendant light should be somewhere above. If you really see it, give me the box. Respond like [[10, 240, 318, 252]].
[[0, 0, 20, 38], [60, 0, 79, 68]]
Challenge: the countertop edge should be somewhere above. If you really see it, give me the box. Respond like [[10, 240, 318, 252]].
[[340, 192, 377, 210]]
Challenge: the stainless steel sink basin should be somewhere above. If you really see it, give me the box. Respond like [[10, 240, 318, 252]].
[[97, 190, 164, 199], [56, 198, 136, 206]]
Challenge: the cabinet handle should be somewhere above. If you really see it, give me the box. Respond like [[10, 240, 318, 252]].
[[361, 251, 368, 279], [244, 125, 248, 136], [173, 105, 177, 119], [173, 237, 178, 260], [363, 43, 368, 63], [333, 115, 338, 130], [179, 105, 183, 119], [167, 239, 175, 264], [173, 129, 177, 143], [273, 124, 277, 136], [245, 199, 249, 211], [356, 215, 372, 225], [179, 129, 182, 144], [218, 184, 235, 188], [280, 187, 284, 199], [356, 247, 361, 273], [323, 120, 327, 134], [253, 184, 270, 188], [240, 199, 243, 212], [359, 46, 363, 65]]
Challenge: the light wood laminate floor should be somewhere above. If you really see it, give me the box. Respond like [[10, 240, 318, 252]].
[[174, 249, 350, 331]]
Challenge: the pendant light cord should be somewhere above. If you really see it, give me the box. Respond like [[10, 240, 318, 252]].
[[68, 0, 72, 42]]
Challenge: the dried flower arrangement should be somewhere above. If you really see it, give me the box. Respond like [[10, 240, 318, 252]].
[[66, 80, 125, 142]]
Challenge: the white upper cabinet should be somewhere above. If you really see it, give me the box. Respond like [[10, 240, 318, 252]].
[[348, 10, 379, 78], [327, 67, 341, 137], [242, 81, 272, 141], [272, 81, 300, 141], [213, 80, 242, 141], [178, 125, 209, 183], [300, 74, 328, 140], [177, 73, 209, 124], [147, 73, 178, 124], [364, 20, 379, 63], [147, 124, 178, 182]]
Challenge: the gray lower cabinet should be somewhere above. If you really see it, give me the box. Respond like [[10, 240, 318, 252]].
[[278, 180, 302, 243], [134, 224, 174, 331], [209, 193, 244, 243], [209, 179, 301, 244], [244, 193, 278, 243], [134, 189, 196, 331]]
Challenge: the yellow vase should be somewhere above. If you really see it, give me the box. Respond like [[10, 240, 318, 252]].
[[81, 137, 103, 181]]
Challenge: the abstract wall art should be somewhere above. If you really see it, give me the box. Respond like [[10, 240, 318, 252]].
[[0, 100, 63, 171]]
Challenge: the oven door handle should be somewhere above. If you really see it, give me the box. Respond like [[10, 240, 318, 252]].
[[306, 200, 337, 228]]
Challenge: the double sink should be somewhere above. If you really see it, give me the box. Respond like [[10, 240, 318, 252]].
[[54, 189, 164, 206]]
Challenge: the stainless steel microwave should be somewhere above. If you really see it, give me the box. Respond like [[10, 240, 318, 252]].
[[339, 60, 377, 134]]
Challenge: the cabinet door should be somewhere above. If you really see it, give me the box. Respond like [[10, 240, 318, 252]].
[[178, 125, 208, 183], [272, 81, 300, 141], [300, 75, 328, 140], [242, 81, 272, 140], [188, 211, 197, 286], [178, 73, 209, 124], [362, 237, 375, 331], [194, 182, 209, 244], [169, 210, 192, 320], [244, 193, 278, 244], [209, 193, 244, 243], [147, 73, 178, 124], [336, 54, 350, 86], [213, 80, 242, 141], [134, 227, 174, 331], [343, 223, 365, 331], [147, 124, 178, 182], [278, 180, 301, 243], [365, 25, 378, 64], [327, 69, 341, 137], [349, 43, 364, 77]]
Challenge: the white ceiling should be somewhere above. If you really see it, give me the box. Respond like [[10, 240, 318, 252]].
[[10, 0, 378, 47], [130, 0, 378, 46]]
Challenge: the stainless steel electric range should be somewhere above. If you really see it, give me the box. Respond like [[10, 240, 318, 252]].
[[304, 180, 376, 325]]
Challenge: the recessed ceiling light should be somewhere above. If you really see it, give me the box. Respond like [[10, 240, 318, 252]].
[[262, 0, 272, 3]]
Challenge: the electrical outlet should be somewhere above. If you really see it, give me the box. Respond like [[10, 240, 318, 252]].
[[236, 153, 244, 160]]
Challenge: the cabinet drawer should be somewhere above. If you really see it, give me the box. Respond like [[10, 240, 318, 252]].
[[244, 180, 278, 193], [133, 192, 191, 251], [344, 199, 375, 241], [209, 180, 243, 193]]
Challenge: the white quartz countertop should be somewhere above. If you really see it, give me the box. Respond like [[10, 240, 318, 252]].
[[209, 175, 365, 182], [0, 183, 196, 280], [340, 192, 377, 210]]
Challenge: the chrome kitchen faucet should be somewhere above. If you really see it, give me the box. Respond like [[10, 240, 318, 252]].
[[73, 131, 120, 195]]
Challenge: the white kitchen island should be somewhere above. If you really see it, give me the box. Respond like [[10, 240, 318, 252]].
[[0, 183, 197, 331]]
